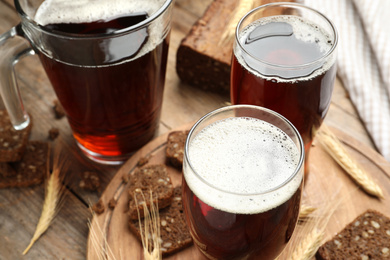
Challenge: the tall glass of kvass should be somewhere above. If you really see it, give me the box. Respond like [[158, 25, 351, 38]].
[[231, 3, 338, 174], [0, 0, 173, 164], [182, 105, 305, 260]]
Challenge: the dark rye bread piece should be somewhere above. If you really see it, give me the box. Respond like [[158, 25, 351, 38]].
[[0, 141, 50, 188], [165, 130, 189, 169], [128, 164, 174, 220], [128, 186, 193, 256], [176, 0, 295, 94], [316, 209, 390, 259], [0, 162, 16, 178], [176, 0, 237, 94], [0, 110, 32, 162]]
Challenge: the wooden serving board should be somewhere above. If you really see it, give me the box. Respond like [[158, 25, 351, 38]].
[[86, 125, 390, 260]]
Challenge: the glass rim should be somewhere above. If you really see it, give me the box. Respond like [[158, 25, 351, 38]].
[[14, 0, 173, 39], [184, 104, 305, 197], [235, 2, 338, 70]]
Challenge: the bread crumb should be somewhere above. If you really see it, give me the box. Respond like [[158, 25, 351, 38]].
[[48, 127, 59, 140], [108, 198, 117, 209], [137, 155, 150, 167], [122, 174, 130, 184], [92, 199, 105, 214], [53, 100, 65, 119], [79, 171, 101, 191]]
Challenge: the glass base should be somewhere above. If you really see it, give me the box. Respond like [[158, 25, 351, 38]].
[[76, 141, 131, 165]]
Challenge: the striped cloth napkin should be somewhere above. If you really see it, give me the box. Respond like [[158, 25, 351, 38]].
[[302, 0, 390, 161]]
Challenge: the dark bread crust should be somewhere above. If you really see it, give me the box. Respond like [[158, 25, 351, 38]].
[[165, 130, 189, 169], [0, 162, 16, 177], [128, 186, 193, 256], [316, 209, 390, 259], [0, 141, 50, 188], [176, 0, 237, 94], [0, 110, 32, 162], [127, 164, 174, 220]]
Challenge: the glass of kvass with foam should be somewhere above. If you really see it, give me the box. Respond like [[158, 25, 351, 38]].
[[182, 105, 304, 260], [0, 0, 173, 164], [231, 3, 338, 174]]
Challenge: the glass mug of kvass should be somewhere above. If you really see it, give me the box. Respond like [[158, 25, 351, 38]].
[[182, 105, 304, 259], [0, 0, 173, 164], [231, 3, 338, 173]]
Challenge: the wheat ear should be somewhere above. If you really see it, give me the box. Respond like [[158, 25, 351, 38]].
[[316, 125, 384, 199], [278, 185, 345, 260], [87, 210, 117, 260], [290, 228, 324, 260], [134, 189, 161, 260], [219, 0, 255, 46], [299, 205, 317, 220], [23, 149, 67, 255]]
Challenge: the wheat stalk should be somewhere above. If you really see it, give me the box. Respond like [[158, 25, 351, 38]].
[[290, 228, 324, 260], [277, 182, 345, 260], [134, 189, 161, 260], [87, 211, 117, 260], [277, 214, 327, 260], [86, 191, 161, 260], [299, 205, 317, 220], [284, 212, 328, 260], [23, 147, 68, 255], [288, 195, 343, 260], [219, 0, 255, 46], [316, 125, 384, 199]]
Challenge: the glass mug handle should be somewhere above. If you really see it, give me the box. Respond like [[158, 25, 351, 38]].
[[0, 24, 33, 130]]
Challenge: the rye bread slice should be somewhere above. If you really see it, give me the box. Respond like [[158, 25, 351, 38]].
[[128, 164, 174, 220], [0, 162, 16, 177], [0, 141, 50, 188], [176, 0, 294, 94], [165, 130, 189, 169], [316, 209, 390, 259], [0, 110, 32, 162], [128, 186, 193, 256]]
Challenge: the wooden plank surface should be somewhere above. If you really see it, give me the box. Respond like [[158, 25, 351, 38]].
[[0, 0, 382, 259]]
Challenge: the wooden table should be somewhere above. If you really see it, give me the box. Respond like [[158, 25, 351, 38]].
[[0, 0, 382, 259]]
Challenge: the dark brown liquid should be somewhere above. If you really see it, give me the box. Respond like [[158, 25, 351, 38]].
[[231, 19, 336, 152], [38, 14, 169, 160], [182, 179, 302, 260]]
